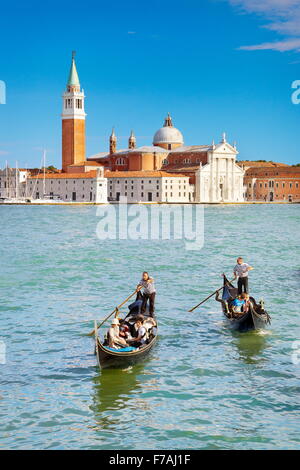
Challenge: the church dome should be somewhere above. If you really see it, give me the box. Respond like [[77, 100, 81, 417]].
[[153, 114, 184, 146]]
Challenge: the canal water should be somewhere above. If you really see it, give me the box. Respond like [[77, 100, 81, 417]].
[[0, 204, 299, 449]]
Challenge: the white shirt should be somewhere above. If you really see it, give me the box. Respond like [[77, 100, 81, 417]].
[[138, 278, 156, 294], [108, 326, 125, 349], [137, 326, 147, 344], [234, 263, 250, 278]]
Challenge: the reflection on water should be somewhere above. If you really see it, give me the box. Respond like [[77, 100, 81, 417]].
[[90, 364, 145, 430], [231, 330, 269, 364]]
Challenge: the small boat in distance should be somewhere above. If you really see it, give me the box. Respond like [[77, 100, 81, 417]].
[[94, 294, 158, 369], [219, 275, 271, 332]]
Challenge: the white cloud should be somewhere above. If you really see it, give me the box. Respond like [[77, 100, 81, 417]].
[[239, 38, 300, 52], [225, 0, 300, 52]]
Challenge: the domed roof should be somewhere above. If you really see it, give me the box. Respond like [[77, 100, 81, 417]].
[[153, 114, 184, 145]]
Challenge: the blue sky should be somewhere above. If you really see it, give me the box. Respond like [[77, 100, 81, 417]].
[[0, 0, 300, 168]]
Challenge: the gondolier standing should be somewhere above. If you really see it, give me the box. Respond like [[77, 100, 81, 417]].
[[233, 257, 254, 294], [137, 272, 156, 317]]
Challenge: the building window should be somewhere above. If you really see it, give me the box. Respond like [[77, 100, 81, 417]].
[[156, 192, 159, 197], [116, 157, 126, 165], [141, 192, 144, 197], [131, 192, 133, 197]]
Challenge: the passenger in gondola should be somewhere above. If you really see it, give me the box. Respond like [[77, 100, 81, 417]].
[[118, 319, 132, 341], [231, 293, 246, 314], [242, 293, 252, 313], [233, 257, 254, 294], [108, 318, 128, 349], [137, 271, 156, 317], [128, 316, 148, 347]]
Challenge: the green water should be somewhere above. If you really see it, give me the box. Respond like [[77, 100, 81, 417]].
[[0, 204, 299, 449]]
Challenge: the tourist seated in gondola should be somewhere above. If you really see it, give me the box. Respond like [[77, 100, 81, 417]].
[[231, 293, 247, 314], [137, 271, 156, 317], [128, 316, 148, 347], [118, 319, 132, 341], [242, 293, 252, 313], [107, 318, 128, 349]]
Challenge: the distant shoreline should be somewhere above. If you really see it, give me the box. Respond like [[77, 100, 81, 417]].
[[0, 201, 299, 206]]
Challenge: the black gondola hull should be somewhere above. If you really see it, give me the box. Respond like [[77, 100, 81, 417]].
[[221, 276, 271, 332], [96, 335, 157, 369]]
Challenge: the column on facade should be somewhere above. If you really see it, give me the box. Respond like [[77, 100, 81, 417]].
[[209, 153, 214, 202], [231, 158, 235, 201]]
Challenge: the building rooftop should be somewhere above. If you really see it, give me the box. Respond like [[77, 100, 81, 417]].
[[29, 171, 98, 179], [105, 170, 189, 178], [113, 146, 169, 155], [68, 161, 103, 167], [238, 161, 289, 168]]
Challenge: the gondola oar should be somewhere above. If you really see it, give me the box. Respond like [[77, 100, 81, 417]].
[[87, 289, 139, 336], [188, 277, 236, 312]]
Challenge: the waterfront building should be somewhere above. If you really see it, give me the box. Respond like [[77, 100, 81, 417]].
[[244, 166, 300, 202], [0, 167, 28, 199], [25, 167, 107, 203], [88, 118, 245, 203], [106, 171, 193, 203]]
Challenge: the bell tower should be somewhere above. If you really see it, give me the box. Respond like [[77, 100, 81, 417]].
[[110, 128, 117, 154], [62, 52, 86, 172], [128, 130, 136, 149]]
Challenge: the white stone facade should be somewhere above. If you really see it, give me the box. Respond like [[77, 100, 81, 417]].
[[107, 174, 194, 203], [195, 142, 244, 203], [25, 170, 107, 203], [0, 168, 28, 199]]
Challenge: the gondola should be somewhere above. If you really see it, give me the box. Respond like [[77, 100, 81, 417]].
[[94, 294, 158, 369], [219, 275, 271, 332]]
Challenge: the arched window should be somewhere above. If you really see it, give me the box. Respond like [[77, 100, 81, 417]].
[[116, 157, 126, 165], [162, 159, 169, 165]]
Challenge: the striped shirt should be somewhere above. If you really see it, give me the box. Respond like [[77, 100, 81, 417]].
[[138, 278, 156, 294], [234, 263, 250, 278]]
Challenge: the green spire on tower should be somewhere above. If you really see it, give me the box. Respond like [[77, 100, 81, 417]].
[[67, 51, 80, 87]]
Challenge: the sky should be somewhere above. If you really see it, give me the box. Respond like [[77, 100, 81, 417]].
[[0, 0, 300, 168]]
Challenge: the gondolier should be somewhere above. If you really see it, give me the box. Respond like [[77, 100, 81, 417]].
[[233, 257, 253, 294], [137, 272, 156, 317], [219, 275, 271, 331]]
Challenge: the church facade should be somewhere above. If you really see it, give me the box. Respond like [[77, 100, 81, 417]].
[[88, 113, 245, 203]]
